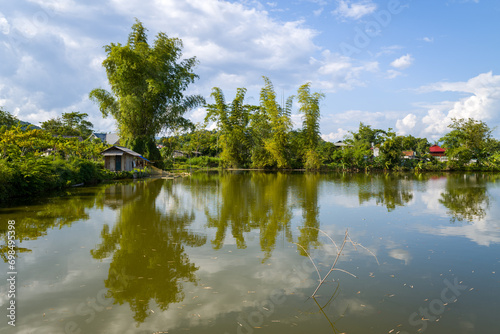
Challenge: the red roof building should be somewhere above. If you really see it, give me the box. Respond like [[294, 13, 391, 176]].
[[429, 145, 446, 157]]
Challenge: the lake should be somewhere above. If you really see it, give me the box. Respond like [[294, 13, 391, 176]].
[[1, 172, 499, 334]]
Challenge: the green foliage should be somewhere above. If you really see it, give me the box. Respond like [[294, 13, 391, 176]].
[[186, 156, 220, 168], [89, 19, 204, 162], [0, 108, 19, 131], [440, 118, 496, 167], [0, 126, 119, 202], [40, 111, 94, 138], [205, 87, 253, 168], [379, 130, 403, 170], [297, 83, 324, 170], [350, 122, 386, 147], [250, 76, 293, 168]]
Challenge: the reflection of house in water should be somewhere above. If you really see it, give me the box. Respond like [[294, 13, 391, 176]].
[[102, 183, 142, 209], [101, 146, 149, 172]]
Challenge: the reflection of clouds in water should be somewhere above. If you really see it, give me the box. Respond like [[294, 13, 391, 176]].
[[388, 249, 412, 265], [420, 178, 448, 216], [417, 219, 500, 247], [413, 179, 500, 246]]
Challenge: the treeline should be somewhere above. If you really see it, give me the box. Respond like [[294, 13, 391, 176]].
[[162, 104, 500, 172], [159, 77, 327, 169], [0, 108, 134, 202]]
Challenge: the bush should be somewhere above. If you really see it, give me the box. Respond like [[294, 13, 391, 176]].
[[186, 156, 220, 167]]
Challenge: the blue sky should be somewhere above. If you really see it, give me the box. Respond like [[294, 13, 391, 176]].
[[1, 0, 500, 142]]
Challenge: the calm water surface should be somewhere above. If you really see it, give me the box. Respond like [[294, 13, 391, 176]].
[[1, 172, 499, 334]]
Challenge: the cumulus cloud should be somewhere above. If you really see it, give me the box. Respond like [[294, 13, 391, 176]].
[[395, 113, 417, 135], [311, 50, 379, 92], [321, 128, 350, 142], [390, 54, 413, 69], [333, 0, 377, 20], [420, 72, 500, 139], [2, 0, 382, 131]]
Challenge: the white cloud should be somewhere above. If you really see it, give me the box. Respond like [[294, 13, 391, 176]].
[[422, 36, 434, 43], [390, 54, 413, 69], [333, 0, 377, 20], [311, 50, 379, 92], [420, 72, 500, 139], [313, 8, 324, 16], [321, 128, 350, 142], [0, 15, 10, 34], [396, 113, 417, 135], [386, 69, 402, 79]]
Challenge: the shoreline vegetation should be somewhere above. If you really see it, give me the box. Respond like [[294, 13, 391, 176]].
[[3, 20, 500, 202]]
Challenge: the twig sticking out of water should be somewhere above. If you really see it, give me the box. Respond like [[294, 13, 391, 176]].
[[297, 228, 378, 298]]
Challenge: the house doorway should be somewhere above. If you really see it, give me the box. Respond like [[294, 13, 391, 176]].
[[115, 156, 122, 171]]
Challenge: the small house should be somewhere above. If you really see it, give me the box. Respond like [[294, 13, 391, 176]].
[[429, 145, 447, 162], [402, 151, 416, 159], [101, 146, 149, 172], [429, 145, 446, 157]]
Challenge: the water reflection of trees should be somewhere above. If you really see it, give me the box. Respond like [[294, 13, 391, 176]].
[[324, 173, 415, 212], [204, 173, 294, 260], [0, 187, 106, 262], [91, 179, 206, 324], [439, 174, 492, 223], [200, 172, 322, 260]]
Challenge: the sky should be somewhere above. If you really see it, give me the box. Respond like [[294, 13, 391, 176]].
[[1, 0, 500, 142]]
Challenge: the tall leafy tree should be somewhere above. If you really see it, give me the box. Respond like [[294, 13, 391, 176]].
[[440, 118, 495, 167], [89, 19, 204, 164], [350, 122, 386, 147], [297, 83, 324, 169], [250, 77, 293, 168], [205, 87, 253, 167], [40, 111, 94, 138], [379, 129, 403, 169]]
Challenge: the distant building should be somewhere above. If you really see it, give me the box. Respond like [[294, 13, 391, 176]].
[[333, 140, 352, 150], [91, 132, 121, 145], [402, 151, 416, 159], [429, 145, 447, 162], [101, 146, 149, 172], [429, 145, 446, 156]]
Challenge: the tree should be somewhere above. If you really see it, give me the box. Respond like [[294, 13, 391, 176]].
[[440, 118, 495, 167], [205, 87, 254, 167], [297, 83, 324, 170], [350, 122, 386, 147], [0, 108, 19, 131], [401, 135, 430, 158], [40, 111, 94, 138], [250, 77, 293, 168], [379, 129, 403, 169], [337, 123, 387, 170], [89, 19, 204, 164]]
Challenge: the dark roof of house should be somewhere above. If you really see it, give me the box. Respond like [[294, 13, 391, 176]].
[[101, 146, 150, 161], [92, 132, 120, 145], [429, 145, 446, 153]]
